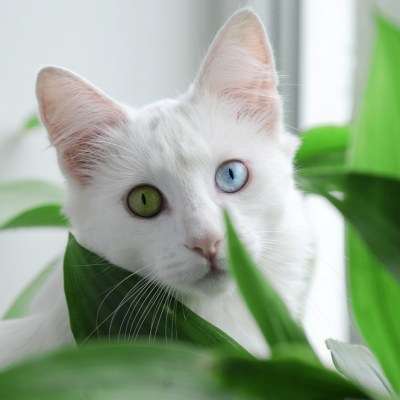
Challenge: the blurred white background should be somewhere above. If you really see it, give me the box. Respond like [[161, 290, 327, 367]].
[[1, 0, 392, 363]]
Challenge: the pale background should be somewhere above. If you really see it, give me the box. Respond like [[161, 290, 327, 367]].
[[1, 0, 396, 363]]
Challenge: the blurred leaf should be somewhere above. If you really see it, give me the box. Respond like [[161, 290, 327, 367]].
[[2, 205, 68, 229], [224, 212, 318, 362], [270, 343, 324, 366], [216, 355, 369, 400], [348, 229, 400, 398], [326, 339, 393, 399], [296, 126, 349, 170], [23, 115, 40, 131], [0, 180, 68, 230], [350, 16, 400, 178], [0, 342, 369, 400], [64, 234, 247, 355], [0, 342, 236, 400], [347, 14, 400, 397], [298, 171, 400, 281], [3, 257, 59, 319]]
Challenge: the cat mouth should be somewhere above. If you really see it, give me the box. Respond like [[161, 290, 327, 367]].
[[207, 263, 226, 278], [196, 262, 228, 285], [173, 261, 231, 295]]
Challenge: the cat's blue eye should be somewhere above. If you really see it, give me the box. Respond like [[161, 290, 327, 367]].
[[215, 160, 248, 193]]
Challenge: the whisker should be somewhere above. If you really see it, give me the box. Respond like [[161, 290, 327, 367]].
[[173, 296, 178, 342], [81, 267, 155, 343], [126, 278, 162, 340], [117, 275, 154, 341], [122, 271, 158, 341], [150, 287, 170, 342], [147, 284, 167, 341], [95, 269, 143, 331], [107, 267, 156, 340], [131, 285, 164, 341]]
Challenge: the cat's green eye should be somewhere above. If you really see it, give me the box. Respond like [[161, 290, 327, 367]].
[[127, 185, 163, 218]]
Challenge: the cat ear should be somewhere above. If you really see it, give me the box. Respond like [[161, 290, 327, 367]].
[[36, 67, 128, 184], [194, 9, 281, 131]]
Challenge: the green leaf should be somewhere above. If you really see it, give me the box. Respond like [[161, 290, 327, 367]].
[[348, 228, 400, 397], [23, 115, 40, 131], [0, 342, 235, 400], [2, 205, 69, 229], [224, 211, 318, 362], [0, 342, 368, 400], [296, 126, 349, 171], [326, 339, 393, 399], [298, 171, 400, 281], [0, 180, 68, 230], [350, 16, 400, 178], [216, 355, 368, 400], [63, 233, 247, 355], [3, 257, 59, 319], [347, 15, 400, 397]]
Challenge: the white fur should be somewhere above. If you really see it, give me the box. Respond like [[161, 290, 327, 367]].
[[0, 9, 313, 368]]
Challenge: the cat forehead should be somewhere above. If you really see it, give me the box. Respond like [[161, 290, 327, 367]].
[[126, 96, 266, 161], [128, 101, 212, 172], [99, 96, 271, 193]]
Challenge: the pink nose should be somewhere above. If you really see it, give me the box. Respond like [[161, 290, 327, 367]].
[[185, 235, 222, 261]]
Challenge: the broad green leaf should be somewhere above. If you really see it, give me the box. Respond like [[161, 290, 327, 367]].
[[64, 233, 247, 355], [3, 257, 59, 319], [296, 126, 349, 170], [224, 211, 318, 362], [350, 16, 400, 177], [348, 229, 400, 397], [347, 15, 400, 396], [270, 343, 325, 366], [0, 180, 68, 230], [0, 342, 368, 400], [326, 339, 393, 399], [298, 171, 400, 281], [0, 342, 235, 400], [216, 355, 368, 400]]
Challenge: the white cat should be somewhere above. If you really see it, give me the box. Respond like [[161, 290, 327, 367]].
[[0, 9, 313, 367]]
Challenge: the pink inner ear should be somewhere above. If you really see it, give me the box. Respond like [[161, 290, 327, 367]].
[[37, 68, 128, 184], [50, 99, 127, 184], [62, 136, 97, 184], [195, 10, 281, 131], [220, 66, 280, 130], [60, 122, 117, 185], [206, 42, 280, 131]]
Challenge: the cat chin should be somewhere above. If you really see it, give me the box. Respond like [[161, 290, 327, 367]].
[[170, 271, 234, 298]]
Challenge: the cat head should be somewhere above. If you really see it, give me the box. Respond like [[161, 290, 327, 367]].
[[36, 9, 302, 298]]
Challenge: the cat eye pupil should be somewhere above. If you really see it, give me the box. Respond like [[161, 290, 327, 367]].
[[127, 185, 163, 218], [215, 160, 248, 193]]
